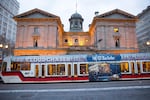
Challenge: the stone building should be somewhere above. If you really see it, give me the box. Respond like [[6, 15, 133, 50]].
[[13, 8, 138, 56], [136, 6, 150, 52], [90, 9, 138, 54], [13, 8, 65, 56]]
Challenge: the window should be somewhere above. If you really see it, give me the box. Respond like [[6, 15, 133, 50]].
[[20, 62, 31, 71], [57, 64, 65, 75], [74, 21, 78, 27], [75, 39, 78, 43], [34, 27, 39, 33], [114, 27, 119, 32], [48, 64, 56, 75], [64, 39, 68, 43], [121, 62, 129, 73], [47, 64, 65, 75], [115, 39, 120, 48], [11, 62, 21, 71], [142, 62, 150, 72], [33, 39, 38, 47], [80, 64, 88, 74]]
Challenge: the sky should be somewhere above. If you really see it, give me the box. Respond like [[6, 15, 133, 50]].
[[17, 0, 150, 31]]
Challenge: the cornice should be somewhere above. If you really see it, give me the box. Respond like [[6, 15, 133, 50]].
[[14, 8, 59, 18]]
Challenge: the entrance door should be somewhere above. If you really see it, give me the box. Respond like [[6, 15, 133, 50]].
[[34, 63, 45, 78]]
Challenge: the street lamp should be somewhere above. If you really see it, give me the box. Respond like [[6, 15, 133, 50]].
[[0, 44, 3, 48], [5, 44, 8, 49], [146, 41, 150, 46], [0, 43, 9, 60], [146, 41, 150, 52]]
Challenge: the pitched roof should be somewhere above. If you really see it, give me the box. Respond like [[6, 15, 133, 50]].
[[95, 9, 136, 19], [14, 8, 59, 18]]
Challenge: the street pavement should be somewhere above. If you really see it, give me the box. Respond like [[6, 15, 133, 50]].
[[0, 80, 150, 100]]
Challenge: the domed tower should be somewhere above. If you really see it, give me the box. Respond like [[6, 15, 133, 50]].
[[69, 12, 84, 32]]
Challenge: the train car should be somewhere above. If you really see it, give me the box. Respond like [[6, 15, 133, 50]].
[[1, 55, 89, 83], [0, 54, 122, 83], [120, 53, 150, 80], [1, 53, 150, 83]]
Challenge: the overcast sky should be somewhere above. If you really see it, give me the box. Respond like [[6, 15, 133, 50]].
[[17, 0, 149, 31]]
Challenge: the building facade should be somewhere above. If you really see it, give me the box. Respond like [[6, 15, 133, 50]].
[[90, 9, 138, 54], [13, 8, 138, 56], [136, 6, 150, 52], [0, 0, 19, 44]]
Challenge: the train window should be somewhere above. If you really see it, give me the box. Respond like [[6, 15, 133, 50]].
[[80, 64, 88, 74], [21, 63, 31, 71], [47, 64, 56, 75], [2, 62, 7, 72], [57, 64, 65, 75], [11, 62, 21, 71], [48, 64, 65, 75], [142, 62, 150, 72], [120, 62, 129, 73], [48, 64, 52, 75]]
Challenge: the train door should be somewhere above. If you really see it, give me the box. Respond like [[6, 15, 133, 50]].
[[34, 63, 46, 78], [41, 63, 45, 77], [130, 62, 135, 74], [136, 62, 141, 74], [73, 63, 78, 77], [67, 63, 78, 77], [130, 61, 141, 74], [67, 63, 71, 77]]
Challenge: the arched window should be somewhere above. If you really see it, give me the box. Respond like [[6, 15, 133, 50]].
[[33, 39, 38, 47], [115, 39, 120, 47], [75, 39, 78, 43]]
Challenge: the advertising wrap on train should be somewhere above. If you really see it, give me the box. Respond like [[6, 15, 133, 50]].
[[120, 53, 150, 60], [11, 55, 88, 63], [87, 54, 121, 62]]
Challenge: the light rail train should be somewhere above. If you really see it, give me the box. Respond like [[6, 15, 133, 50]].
[[0, 53, 150, 83]]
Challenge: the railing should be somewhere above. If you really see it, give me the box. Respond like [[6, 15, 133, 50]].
[[32, 32, 40, 37]]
